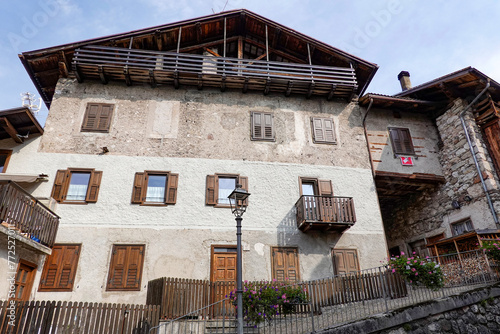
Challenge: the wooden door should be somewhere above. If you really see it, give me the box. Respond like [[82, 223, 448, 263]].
[[332, 249, 359, 275], [272, 247, 300, 282], [482, 119, 500, 179], [13, 260, 37, 301], [211, 247, 237, 317]]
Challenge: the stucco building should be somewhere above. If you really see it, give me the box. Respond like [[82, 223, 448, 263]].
[[1, 10, 388, 304]]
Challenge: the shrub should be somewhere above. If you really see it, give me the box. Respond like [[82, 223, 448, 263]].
[[387, 252, 444, 291], [227, 280, 308, 325], [480, 238, 500, 262]]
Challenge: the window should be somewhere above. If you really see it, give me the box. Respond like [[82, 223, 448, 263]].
[[0, 150, 12, 173], [206, 174, 248, 207], [51, 168, 103, 204], [311, 117, 336, 144], [451, 219, 474, 236], [39, 244, 81, 292], [389, 127, 415, 155], [332, 249, 359, 275], [107, 244, 145, 291], [13, 260, 37, 301], [271, 247, 300, 282], [299, 177, 333, 197], [81, 103, 114, 132], [131, 171, 178, 205], [251, 112, 274, 141]]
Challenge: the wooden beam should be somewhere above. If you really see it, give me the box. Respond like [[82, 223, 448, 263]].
[[327, 84, 337, 101], [439, 82, 461, 100], [204, 48, 221, 57], [98, 65, 108, 84], [155, 30, 163, 51], [175, 36, 239, 53], [220, 75, 226, 92], [173, 70, 179, 89], [264, 78, 271, 95], [306, 82, 315, 99], [197, 73, 203, 90], [238, 37, 243, 59], [285, 81, 293, 97], [196, 22, 202, 43], [123, 67, 131, 86], [243, 38, 306, 64], [149, 69, 156, 88], [0, 117, 23, 143], [242, 77, 249, 93], [72, 63, 83, 83], [58, 61, 68, 78]]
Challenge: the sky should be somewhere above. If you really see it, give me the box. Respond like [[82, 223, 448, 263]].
[[1, 0, 499, 125]]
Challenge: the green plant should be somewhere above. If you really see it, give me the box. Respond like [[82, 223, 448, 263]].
[[227, 280, 308, 325], [402, 323, 412, 331], [480, 239, 500, 262], [387, 252, 444, 291]]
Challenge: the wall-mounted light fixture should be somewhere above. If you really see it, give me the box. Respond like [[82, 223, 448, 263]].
[[452, 195, 472, 209]]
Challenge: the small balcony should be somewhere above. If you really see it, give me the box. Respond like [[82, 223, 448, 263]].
[[0, 181, 59, 249], [295, 195, 356, 232], [72, 45, 358, 100]]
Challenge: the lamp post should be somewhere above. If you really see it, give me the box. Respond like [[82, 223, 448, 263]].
[[228, 184, 250, 334]]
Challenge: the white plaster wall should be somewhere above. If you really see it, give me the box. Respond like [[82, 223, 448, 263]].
[[1, 136, 387, 303]]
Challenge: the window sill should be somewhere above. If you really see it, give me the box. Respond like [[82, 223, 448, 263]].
[[139, 203, 168, 207], [59, 201, 89, 205], [313, 141, 337, 145]]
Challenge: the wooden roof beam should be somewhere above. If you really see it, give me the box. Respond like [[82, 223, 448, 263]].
[[175, 36, 239, 53], [243, 38, 306, 64], [0, 117, 23, 143], [439, 82, 461, 100]]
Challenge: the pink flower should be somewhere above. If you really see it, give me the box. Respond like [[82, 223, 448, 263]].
[[392, 269, 396, 273], [415, 273, 418, 276], [401, 251, 405, 255], [282, 294, 286, 299]]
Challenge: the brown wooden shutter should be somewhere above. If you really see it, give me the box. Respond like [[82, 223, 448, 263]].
[[124, 245, 144, 289], [86, 170, 102, 203], [206, 175, 217, 205], [399, 128, 414, 154], [82, 103, 114, 132], [51, 170, 70, 202], [131, 172, 146, 204], [165, 173, 178, 204], [238, 176, 249, 206], [312, 118, 335, 143], [263, 113, 274, 140], [318, 180, 333, 197], [97, 104, 113, 131], [332, 249, 359, 275], [482, 120, 500, 178], [272, 247, 300, 282], [390, 128, 414, 155], [107, 245, 144, 291], [312, 117, 325, 142], [108, 246, 127, 290], [251, 112, 263, 139], [323, 118, 335, 143], [39, 244, 80, 291]]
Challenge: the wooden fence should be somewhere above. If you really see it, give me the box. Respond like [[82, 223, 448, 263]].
[[147, 271, 408, 320], [0, 300, 159, 334]]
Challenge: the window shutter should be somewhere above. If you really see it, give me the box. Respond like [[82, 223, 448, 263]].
[[51, 170, 70, 202], [97, 104, 113, 132], [238, 176, 249, 206], [323, 118, 336, 143], [124, 245, 144, 290], [312, 117, 335, 143], [263, 113, 274, 140], [131, 172, 146, 204], [108, 246, 127, 290], [39, 244, 80, 291], [389, 128, 403, 154], [86, 171, 103, 203], [57, 245, 80, 289], [251, 112, 263, 139], [206, 175, 217, 205], [312, 118, 325, 142], [389, 128, 414, 155], [318, 180, 333, 197], [107, 245, 144, 291], [272, 248, 299, 282], [82, 104, 100, 131], [400, 128, 414, 154], [165, 173, 178, 205], [39, 246, 63, 290]]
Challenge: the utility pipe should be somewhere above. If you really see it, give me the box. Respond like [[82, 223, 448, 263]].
[[458, 81, 500, 227]]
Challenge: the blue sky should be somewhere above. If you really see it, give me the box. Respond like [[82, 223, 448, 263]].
[[1, 0, 499, 125]]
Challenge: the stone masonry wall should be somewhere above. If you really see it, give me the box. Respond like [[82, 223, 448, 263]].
[[384, 99, 500, 251]]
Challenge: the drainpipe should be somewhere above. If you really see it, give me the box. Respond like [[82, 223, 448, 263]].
[[362, 98, 375, 178], [458, 81, 500, 227]]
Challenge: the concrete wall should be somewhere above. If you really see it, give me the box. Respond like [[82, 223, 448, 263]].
[[0, 78, 387, 303]]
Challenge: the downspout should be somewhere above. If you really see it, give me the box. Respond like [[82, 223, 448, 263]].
[[458, 81, 500, 227], [362, 98, 375, 178]]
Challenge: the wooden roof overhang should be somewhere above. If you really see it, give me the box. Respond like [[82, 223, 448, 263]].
[[426, 229, 500, 256], [359, 93, 444, 114], [394, 67, 500, 111], [375, 171, 446, 217], [19, 9, 378, 108], [0, 107, 44, 143]]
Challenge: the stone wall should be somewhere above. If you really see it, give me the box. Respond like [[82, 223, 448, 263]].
[[383, 98, 500, 252]]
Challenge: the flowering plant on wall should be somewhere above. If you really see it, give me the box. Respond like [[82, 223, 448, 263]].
[[387, 252, 444, 291], [480, 238, 500, 262], [227, 280, 308, 325]]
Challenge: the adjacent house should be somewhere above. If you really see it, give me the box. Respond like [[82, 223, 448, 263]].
[[0, 10, 388, 304], [359, 68, 500, 257]]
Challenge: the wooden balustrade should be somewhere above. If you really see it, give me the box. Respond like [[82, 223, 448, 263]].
[[295, 195, 356, 232], [0, 181, 59, 248]]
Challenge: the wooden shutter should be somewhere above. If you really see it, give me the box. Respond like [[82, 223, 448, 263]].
[[272, 247, 300, 282], [312, 117, 335, 143], [206, 175, 217, 205], [252, 112, 274, 140], [390, 128, 414, 155], [312, 118, 325, 142], [251, 112, 263, 139], [82, 103, 114, 132], [323, 118, 335, 143], [51, 170, 70, 202], [238, 176, 249, 206], [483, 120, 500, 177], [107, 245, 144, 291], [318, 180, 333, 197], [86, 170, 103, 203], [165, 173, 178, 204], [131, 172, 146, 204], [39, 244, 80, 291], [332, 249, 359, 275]]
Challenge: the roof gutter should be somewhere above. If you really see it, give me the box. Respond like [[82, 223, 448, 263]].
[[458, 81, 500, 227], [362, 98, 375, 178]]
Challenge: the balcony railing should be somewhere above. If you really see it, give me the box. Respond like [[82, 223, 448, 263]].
[[0, 181, 59, 248], [295, 195, 356, 232], [72, 45, 358, 99]]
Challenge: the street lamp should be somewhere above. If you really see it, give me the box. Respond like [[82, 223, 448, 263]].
[[228, 184, 250, 334]]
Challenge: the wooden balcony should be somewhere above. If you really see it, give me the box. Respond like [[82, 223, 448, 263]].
[[72, 45, 358, 100], [295, 195, 356, 232], [0, 181, 59, 248]]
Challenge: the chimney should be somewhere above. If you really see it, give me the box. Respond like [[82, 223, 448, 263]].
[[398, 71, 412, 91]]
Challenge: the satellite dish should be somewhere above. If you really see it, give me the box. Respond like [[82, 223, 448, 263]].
[[21, 92, 41, 114]]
